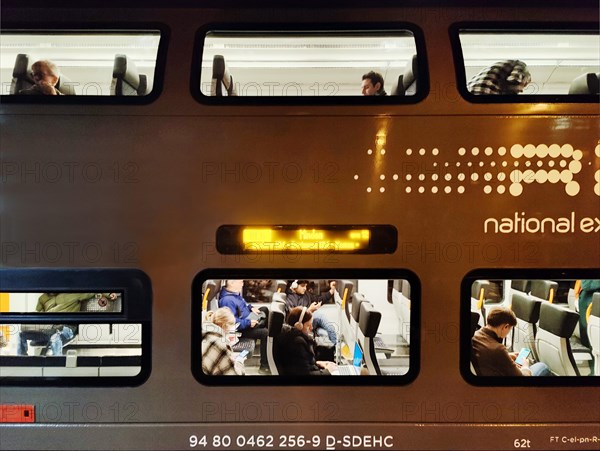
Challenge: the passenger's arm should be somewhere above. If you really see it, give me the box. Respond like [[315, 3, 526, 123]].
[[519, 358, 532, 376], [494, 347, 523, 377], [54, 293, 97, 305], [220, 299, 250, 330]]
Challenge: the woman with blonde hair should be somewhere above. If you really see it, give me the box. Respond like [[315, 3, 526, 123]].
[[202, 307, 245, 375]]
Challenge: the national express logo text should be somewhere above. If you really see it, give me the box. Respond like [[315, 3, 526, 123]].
[[484, 212, 600, 234]]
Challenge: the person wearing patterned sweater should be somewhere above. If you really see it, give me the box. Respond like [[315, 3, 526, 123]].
[[467, 60, 531, 95], [202, 308, 245, 376]]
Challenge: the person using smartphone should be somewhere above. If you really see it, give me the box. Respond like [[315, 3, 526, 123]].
[[285, 280, 338, 346], [202, 307, 245, 376], [472, 307, 552, 377]]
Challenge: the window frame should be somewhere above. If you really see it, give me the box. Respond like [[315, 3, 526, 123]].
[[191, 268, 421, 386], [191, 22, 429, 105], [0, 22, 170, 104], [0, 268, 152, 386], [450, 22, 600, 104], [461, 268, 600, 387]]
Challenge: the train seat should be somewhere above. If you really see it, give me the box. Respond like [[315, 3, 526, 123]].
[[357, 301, 381, 375], [568, 72, 600, 95], [111, 54, 147, 96], [349, 292, 369, 343], [588, 293, 600, 375], [201, 279, 222, 317], [535, 302, 579, 376], [471, 279, 491, 325], [391, 281, 411, 346], [529, 280, 559, 303], [266, 301, 286, 375], [271, 291, 286, 306], [391, 54, 418, 96], [336, 280, 354, 310], [511, 280, 530, 293], [211, 55, 237, 96], [470, 311, 482, 375], [510, 291, 541, 360], [11, 53, 76, 95], [349, 293, 393, 359]]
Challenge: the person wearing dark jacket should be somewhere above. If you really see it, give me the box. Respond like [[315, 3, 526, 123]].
[[218, 280, 270, 374], [276, 307, 337, 376], [286, 280, 338, 345], [577, 279, 600, 348]]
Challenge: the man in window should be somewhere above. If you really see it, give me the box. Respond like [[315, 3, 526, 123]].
[[471, 307, 551, 376], [19, 60, 63, 96], [361, 71, 387, 96]]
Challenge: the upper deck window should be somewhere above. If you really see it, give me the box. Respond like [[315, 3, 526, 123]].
[[195, 27, 426, 104], [0, 29, 163, 101], [454, 27, 599, 102]]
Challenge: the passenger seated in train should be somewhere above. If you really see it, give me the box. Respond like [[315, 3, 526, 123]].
[[286, 280, 338, 345], [18, 60, 64, 96], [472, 307, 551, 377], [577, 280, 600, 348], [17, 324, 77, 356], [218, 280, 270, 374], [361, 71, 387, 96], [275, 307, 337, 376], [36, 292, 118, 313], [202, 308, 245, 376], [467, 60, 531, 95]]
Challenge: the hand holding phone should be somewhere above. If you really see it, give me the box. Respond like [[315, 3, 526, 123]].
[[236, 350, 249, 361], [515, 347, 531, 366]]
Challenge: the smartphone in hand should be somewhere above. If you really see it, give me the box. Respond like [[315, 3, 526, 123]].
[[515, 347, 531, 366], [236, 350, 249, 361]]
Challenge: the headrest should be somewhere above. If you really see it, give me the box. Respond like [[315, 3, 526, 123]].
[[13, 53, 30, 78], [530, 280, 558, 301], [568, 72, 600, 95], [211, 54, 236, 96], [591, 292, 600, 318], [268, 302, 286, 337], [351, 292, 367, 322], [538, 302, 578, 338], [358, 302, 381, 338], [403, 54, 418, 89], [112, 54, 146, 95], [471, 280, 490, 300], [202, 280, 217, 301], [392, 54, 418, 96], [275, 280, 287, 293], [511, 291, 541, 323], [511, 280, 530, 293], [271, 291, 287, 304], [336, 280, 354, 299]]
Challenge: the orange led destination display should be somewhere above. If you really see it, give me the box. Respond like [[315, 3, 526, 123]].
[[216, 225, 397, 254]]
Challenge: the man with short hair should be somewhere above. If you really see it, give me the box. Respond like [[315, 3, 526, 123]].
[[361, 71, 387, 96], [472, 307, 551, 376], [19, 60, 63, 95]]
